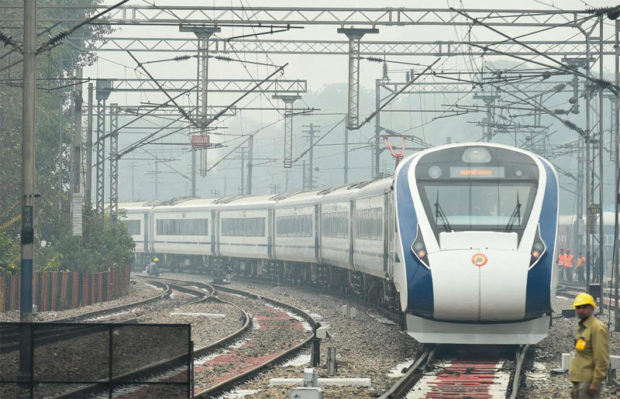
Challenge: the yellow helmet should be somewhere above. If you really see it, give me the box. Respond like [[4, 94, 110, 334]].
[[573, 293, 596, 308], [153, 257, 159, 262]]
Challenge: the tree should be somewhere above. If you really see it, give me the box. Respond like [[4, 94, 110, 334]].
[[0, 232, 19, 276], [38, 209, 135, 273], [0, 1, 133, 274]]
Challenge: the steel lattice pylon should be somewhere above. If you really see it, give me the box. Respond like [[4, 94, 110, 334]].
[[338, 28, 378, 130], [109, 103, 119, 222], [180, 26, 220, 178], [95, 98, 106, 220], [273, 95, 301, 168], [95, 79, 112, 225]]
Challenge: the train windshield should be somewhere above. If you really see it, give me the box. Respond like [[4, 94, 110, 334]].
[[415, 146, 539, 235], [421, 182, 536, 231]]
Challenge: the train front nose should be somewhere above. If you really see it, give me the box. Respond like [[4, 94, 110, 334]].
[[428, 233, 529, 322]]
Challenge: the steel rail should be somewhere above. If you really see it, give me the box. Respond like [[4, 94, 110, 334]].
[[509, 345, 529, 399], [193, 283, 317, 398], [53, 281, 212, 399], [379, 346, 433, 399], [0, 281, 171, 354]]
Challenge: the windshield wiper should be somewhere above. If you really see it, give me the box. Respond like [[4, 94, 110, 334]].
[[504, 192, 521, 232], [434, 191, 453, 232]]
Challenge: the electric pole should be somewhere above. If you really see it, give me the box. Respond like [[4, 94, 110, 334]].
[[239, 147, 246, 195], [85, 82, 93, 207], [71, 67, 83, 236], [18, 0, 36, 385], [247, 135, 254, 195], [344, 124, 349, 184], [20, 0, 36, 323], [303, 123, 317, 190]]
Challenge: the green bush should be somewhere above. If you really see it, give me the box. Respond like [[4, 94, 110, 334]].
[[0, 232, 19, 276], [38, 209, 135, 273]]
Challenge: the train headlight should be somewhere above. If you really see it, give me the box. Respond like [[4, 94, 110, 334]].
[[428, 166, 442, 179], [530, 226, 547, 267], [411, 226, 430, 268]]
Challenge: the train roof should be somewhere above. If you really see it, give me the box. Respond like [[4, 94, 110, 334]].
[[158, 197, 219, 208], [118, 201, 154, 210], [215, 194, 276, 208], [273, 190, 323, 206], [353, 177, 392, 195]]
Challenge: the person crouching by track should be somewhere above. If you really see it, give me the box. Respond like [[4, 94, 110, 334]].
[[146, 257, 160, 277], [569, 293, 610, 399]]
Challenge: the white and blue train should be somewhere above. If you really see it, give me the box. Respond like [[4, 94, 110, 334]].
[[120, 143, 558, 344]]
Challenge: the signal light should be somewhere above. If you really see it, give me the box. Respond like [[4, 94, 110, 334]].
[[531, 250, 541, 258], [417, 249, 427, 258]]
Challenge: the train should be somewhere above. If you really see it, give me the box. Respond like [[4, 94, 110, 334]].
[[120, 142, 559, 345]]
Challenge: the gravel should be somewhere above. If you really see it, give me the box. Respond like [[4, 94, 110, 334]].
[[137, 298, 246, 348]]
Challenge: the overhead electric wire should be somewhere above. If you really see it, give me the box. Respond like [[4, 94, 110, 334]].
[[452, 7, 619, 95]]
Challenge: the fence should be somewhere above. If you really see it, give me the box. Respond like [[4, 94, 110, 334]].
[[0, 322, 192, 399], [0, 265, 131, 312]]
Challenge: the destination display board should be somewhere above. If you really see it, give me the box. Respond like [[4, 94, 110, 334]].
[[449, 166, 506, 178]]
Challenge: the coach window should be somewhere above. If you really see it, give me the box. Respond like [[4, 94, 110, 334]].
[[355, 207, 383, 240], [123, 220, 141, 235], [276, 214, 313, 237], [221, 217, 266, 237], [322, 211, 349, 238], [156, 218, 209, 236]]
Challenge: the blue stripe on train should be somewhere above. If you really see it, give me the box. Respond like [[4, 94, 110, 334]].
[[396, 156, 434, 317], [525, 160, 558, 317]]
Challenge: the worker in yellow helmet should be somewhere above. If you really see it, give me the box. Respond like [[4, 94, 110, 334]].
[[568, 293, 609, 399], [146, 257, 160, 276]]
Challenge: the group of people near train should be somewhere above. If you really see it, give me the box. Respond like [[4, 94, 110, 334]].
[[557, 249, 588, 282]]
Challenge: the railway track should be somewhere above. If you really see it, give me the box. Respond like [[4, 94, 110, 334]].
[[62, 276, 315, 398], [192, 282, 316, 398], [0, 280, 212, 399], [380, 345, 528, 399], [0, 281, 172, 355], [556, 282, 619, 310]]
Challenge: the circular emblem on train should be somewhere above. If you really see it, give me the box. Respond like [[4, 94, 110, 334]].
[[472, 253, 488, 267]]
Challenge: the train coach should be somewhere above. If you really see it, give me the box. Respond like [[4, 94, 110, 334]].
[[120, 142, 558, 345]]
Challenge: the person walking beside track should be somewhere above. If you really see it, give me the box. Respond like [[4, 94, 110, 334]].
[[565, 250, 575, 282], [569, 293, 610, 399], [557, 249, 567, 281], [576, 253, 586, 283]]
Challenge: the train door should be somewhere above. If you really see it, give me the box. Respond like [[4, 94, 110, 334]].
[[349, 200, 355, 267], [383, 190, 390, 275], [210, 209, 216, 255], [143, 212, 149, 253], [268, 208, 275, 259], [314, 204, 321, 263], [214, 210, 220, 257]]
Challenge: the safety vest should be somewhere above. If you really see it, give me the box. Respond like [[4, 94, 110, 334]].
[[565, 254, 574, 268], [577, 256, 586, 268], [558, 253, 567, 267]]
